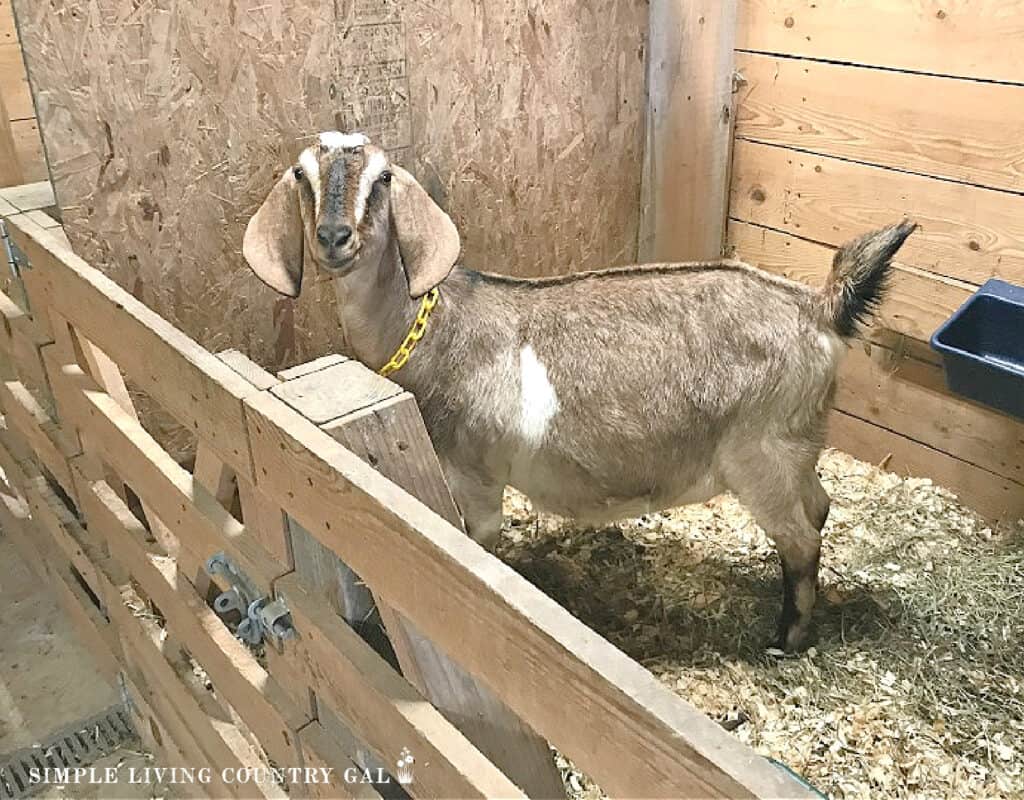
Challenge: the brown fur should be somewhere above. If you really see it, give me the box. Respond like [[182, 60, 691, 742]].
[[244, 133, 915, 652]]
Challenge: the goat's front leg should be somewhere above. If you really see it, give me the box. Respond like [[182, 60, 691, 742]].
[[444, 466, 505, 549]]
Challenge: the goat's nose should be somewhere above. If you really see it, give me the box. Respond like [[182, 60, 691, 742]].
[[316, 224, 353, 248]]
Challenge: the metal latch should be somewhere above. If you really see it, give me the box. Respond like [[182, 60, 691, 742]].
[[205, 552, 295, 645]]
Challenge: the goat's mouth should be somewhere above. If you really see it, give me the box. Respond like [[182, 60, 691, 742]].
[[317, 246, 361, 273]]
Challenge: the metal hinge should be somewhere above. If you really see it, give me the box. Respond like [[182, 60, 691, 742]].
[[205, 552, 295, 645]]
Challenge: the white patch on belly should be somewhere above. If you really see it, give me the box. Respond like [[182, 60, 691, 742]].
[[519, 345, 559, 447], [319, 131, 368, 150]]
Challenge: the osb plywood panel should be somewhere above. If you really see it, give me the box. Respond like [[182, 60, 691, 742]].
[[13, 0, 646, 370]]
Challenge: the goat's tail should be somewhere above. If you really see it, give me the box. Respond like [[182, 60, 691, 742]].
[[821, 219, 918, 338]]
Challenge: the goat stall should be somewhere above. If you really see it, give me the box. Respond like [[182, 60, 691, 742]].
[[0, 1, 1022, 798]]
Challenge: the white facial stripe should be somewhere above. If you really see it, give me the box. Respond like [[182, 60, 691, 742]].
[[298, 149, 321, 209], [319, 131, 368, 149], [518, 345, 559, 447], [355, 150, 389, 223]]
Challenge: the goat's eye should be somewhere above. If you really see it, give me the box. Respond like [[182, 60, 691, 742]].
[[293, 166, 304, 181], [378, 170, 392, 185]]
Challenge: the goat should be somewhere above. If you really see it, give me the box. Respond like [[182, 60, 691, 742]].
[[243, 131, 916, 651]]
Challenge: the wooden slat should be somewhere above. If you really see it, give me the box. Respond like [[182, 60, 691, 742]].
[[0, 1, 16, 45], [276, 354, 348, 382], [734, 52, 1024, 193], [737, 0, 1024, 84], [107, 584, 281, 800], [244, 391, 811, 800], [836, 345, 1024, 487], [277, 574, 526, 800], [727, 219, 972, 342], [51, 360, 284, 591], [48, 558, 122, 681], [0, 378, 76, 497], [279, 363, 565, 798], [75, 467, 307, 769], [0, 90, 23, 187], [23, 474, 107, 596], [271, 361, 402, 425], [828, 410, 1024, 521], [116, 623, 237, 800], [120, 673, 215, 800], [0, 41, 31, 120], [297, 723, 384, 800], [317, 387, 565, 798], [9, 119, 47, 183], [5, 215, 258, 479], [217, 348, 280, 391], [0, 179, 51, 211], [730, 139, 1024, 286], [640, 0, 737, 260]]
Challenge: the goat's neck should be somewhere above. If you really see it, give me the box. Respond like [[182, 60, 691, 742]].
[[331, 236, 420, 373]]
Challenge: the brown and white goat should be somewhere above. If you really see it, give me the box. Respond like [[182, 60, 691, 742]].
[[243, 131, 916, 651]]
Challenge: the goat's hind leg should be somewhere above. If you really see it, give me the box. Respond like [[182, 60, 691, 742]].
[[729, 458, 827, 652]]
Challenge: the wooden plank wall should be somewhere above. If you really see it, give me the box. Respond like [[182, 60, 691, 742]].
[[0, 0, 45, 186], [727, 0, 1024, 520]]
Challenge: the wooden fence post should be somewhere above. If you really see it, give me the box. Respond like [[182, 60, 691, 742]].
[[268, 356, 565, 799], [639, 0, 738, 261]]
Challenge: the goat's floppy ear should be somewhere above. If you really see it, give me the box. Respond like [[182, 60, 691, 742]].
[[390, 165, 460, 298], [243, 169, 304, 298]]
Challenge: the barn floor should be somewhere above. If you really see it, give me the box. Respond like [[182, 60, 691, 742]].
[[498, 449, 1024, 800], [0, 535, 164, 799]]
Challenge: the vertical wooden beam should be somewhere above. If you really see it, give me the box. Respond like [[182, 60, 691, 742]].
[[271, 360, 565, 799], [639, 0, 738, 261]]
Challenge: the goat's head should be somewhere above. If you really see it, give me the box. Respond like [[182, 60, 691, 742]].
[[243, 131, 460, 299]]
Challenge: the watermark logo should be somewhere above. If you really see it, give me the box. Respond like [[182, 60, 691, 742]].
[[396, 749, 415, 785]]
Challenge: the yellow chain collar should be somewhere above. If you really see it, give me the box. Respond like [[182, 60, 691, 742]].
[[378, 288, 440, 378]]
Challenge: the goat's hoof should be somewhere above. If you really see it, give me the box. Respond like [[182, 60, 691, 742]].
[[771, 622, 811, 654]]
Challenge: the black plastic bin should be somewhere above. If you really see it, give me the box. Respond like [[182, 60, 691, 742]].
[[930, 278, 1024, 420]]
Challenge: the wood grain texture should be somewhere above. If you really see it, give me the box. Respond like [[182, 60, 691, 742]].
[[6, 215, 258, 479], [0, 179, 50, 210], [0, 41, 31, 120], [52, 360, 285, 593], [727, 219, 972, 342], [0, 1, 16, 44], [13, 0, 646, 373], [640, 0, 737, 260], [9, 118, 46, 183], [735, 52, 1024, 193], [310, 371, 564, 799], [297, 723, 384, 800], [108, 593, 261, 800], [272, 361, 402, 425], [243, 390, 813, 800], [76, 466, 307, 769], [836, 344, 1024, 487], [0, 91, 23, 187], [0, 378, 75, 498], [277, 573, 528, 800], [737, 0, 1024, 83], [730, 139, 1024, 286], [828, 409, 1024, 522]]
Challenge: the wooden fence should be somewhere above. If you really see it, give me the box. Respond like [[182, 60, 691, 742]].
[[0, 191, 811, 798]]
